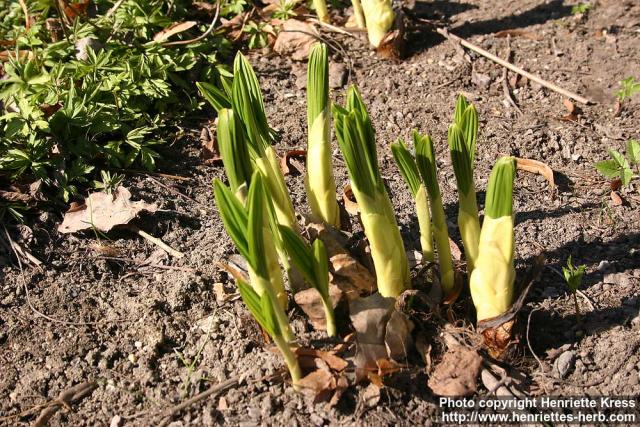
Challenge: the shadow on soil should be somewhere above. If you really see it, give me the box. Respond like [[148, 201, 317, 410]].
[[406, 0, 574, 56]]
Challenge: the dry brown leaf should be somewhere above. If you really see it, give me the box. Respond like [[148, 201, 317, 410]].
[[61, 0, 90, 20], [428, 346, 482, 396], [448, 237, 462, 261], [329, 375, 349, 407], [361, 383, 381, 407], [481, 319, 515, 359], [280, 149, 307, 175], [273, 19, 319, 61], [494, 29, 541, 41], [0, 50, 31, 61], [295, 348, 348, 372], [153, 21, 197, 43], [217, 396, 228, 411], [331, 332, 355, 354], [297, 369, 336, 401], [376, 13, 406, 60], [213, 282, 236, 302], [331, 253, 376, 298], [376, 358, 404, 377], [349, 293, 395, 382], [516, 157, 556, 191], [200, 126, 222, 164], [304, 219, 350, 257], [610, 191, 623, 206], [384, 310, 414, 361], [58, 187, 157, 234], [293, 285, 342, 331], [560, 97, 581, 122], [341, 184, 359, 215]]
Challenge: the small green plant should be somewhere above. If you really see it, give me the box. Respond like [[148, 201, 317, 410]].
[[595, 140, 640, 187], [571, 3, 592, 14], [562, 256, 586, 320], [273, 0, 298, 20], [243, 21, 270, 49], [615, 77, 640, 103], [93, 171, 125, 195]]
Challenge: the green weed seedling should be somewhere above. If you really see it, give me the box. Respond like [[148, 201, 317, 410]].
[[571, 3, 592, 14], [562, 256, 586, 321], [595, 140, 640, 187], [616, 77, 640, 103]]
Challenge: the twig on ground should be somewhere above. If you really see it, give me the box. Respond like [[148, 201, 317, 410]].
[[2, 225, 42, 268], [155, 372, 284, 426], [501, 36, 523, 115], [98, 256, 195, 272], [162, 1, 220, 47], [526, 307, 550, 394], [128, 225, 184, 259], [436, 28, 592, 105], [33, 382, 97, 427], [147, 177, 204, 207], [306, 18, 357, 37]]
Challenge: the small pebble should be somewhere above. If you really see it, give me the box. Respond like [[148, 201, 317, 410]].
[[554, 350, 576, 379]]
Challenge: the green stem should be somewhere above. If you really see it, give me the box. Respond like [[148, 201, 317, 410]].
[[273, 334, 302, 390], [430, 194, 455, 295], [573, 292, 582, 323], [321, 297, 337, 337], [351, 0, 366, 29], [458, 189, 480, 275], [416, 185, 434, 263], [255, 276, 294, 342]]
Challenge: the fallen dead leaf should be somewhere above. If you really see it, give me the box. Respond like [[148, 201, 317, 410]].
[[304, 219, 350, 257], [273, 20, 319, 61], [217, 396, 228, 411], [153, 21, 197, 43], [295, 348, 348, 372], [610, 178, 622, 192], [293, 285, 342, 331], [610, 191, 623, 206], [494, 29, 541, 41], [376, 358, 404, 377], [349, 293, 395, 382], [330, 253, 376, 298], [560, 98, 581, 122], [297, 369, 335, 402], [376, 13, 406, 60], [61, 0, 90, 20], [200, 126, 222, 164], [384, 310, 414, 361], [213, 282, 235, 302], [329, 375, 349, 407], [280, 149, 307, 176], [516, 157, 556, 191], [361, 383, 381, 407], [428, 346, 482, 396], [58, 187, 157, 234], [342, 184, 359, 215]]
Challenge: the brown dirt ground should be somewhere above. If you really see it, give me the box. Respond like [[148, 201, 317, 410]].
[[2, 0, 640, 425]]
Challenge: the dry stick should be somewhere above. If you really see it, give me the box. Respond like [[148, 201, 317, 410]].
[[98, 256, 195, 272], [162, 0, 220, 47], [128, 225, 184, 259], [501, 35, 523, 115], [306, 18, 357, 37], [147, 176, 204, 207], [34, 382, 97, 427], [17, 0, 30, 29], [526, 307, 550, 394], [105, 0, 126, 18], [436, 28, 593, 105]]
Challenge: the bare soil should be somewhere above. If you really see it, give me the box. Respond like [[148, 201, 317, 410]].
[[2, 0, 640, 425]]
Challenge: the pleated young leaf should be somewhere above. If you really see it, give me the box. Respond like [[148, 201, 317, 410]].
[[196, 81, 231, 113], [333, 85, 410, 298], [261, 288, 281, 337], [237, 280, 277, 336], [461, 104, 478, 163], [246, 171, 268, 278], [306, 43, 340, 227], [231, 52, 271, 156], [448, 124, 474, 195], [391, 138, 422, 197], [312, 239, 330, 298], [454, 94, 468, 126], [414, 131, 440, 200], [213, 179, 249, 261], [217, 108, 253, 194]]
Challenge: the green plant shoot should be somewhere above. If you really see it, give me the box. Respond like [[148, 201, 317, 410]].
[[414, 131, 456, 296], [360, 0, 394, 47], [562, 255, 586, 320], [333, 86, 410, 298], [213, 172, 293, 341], [391, 138, 434, 263], [469, 156, 516, 322], [449, 95, 480, 275], [279, 226, 337, 337], [615, 77, 640, 103], [306, 43, 340, 228], [595, 140, 640, 187]]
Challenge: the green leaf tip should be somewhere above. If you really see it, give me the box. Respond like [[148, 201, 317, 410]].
[[448, 123, 474, 195], [484, 156, 517, 219], [391, 138, 421, 197], [307, 42, 329, 124], [217, 108, 253, 193], [413, 130, 441, 200]]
